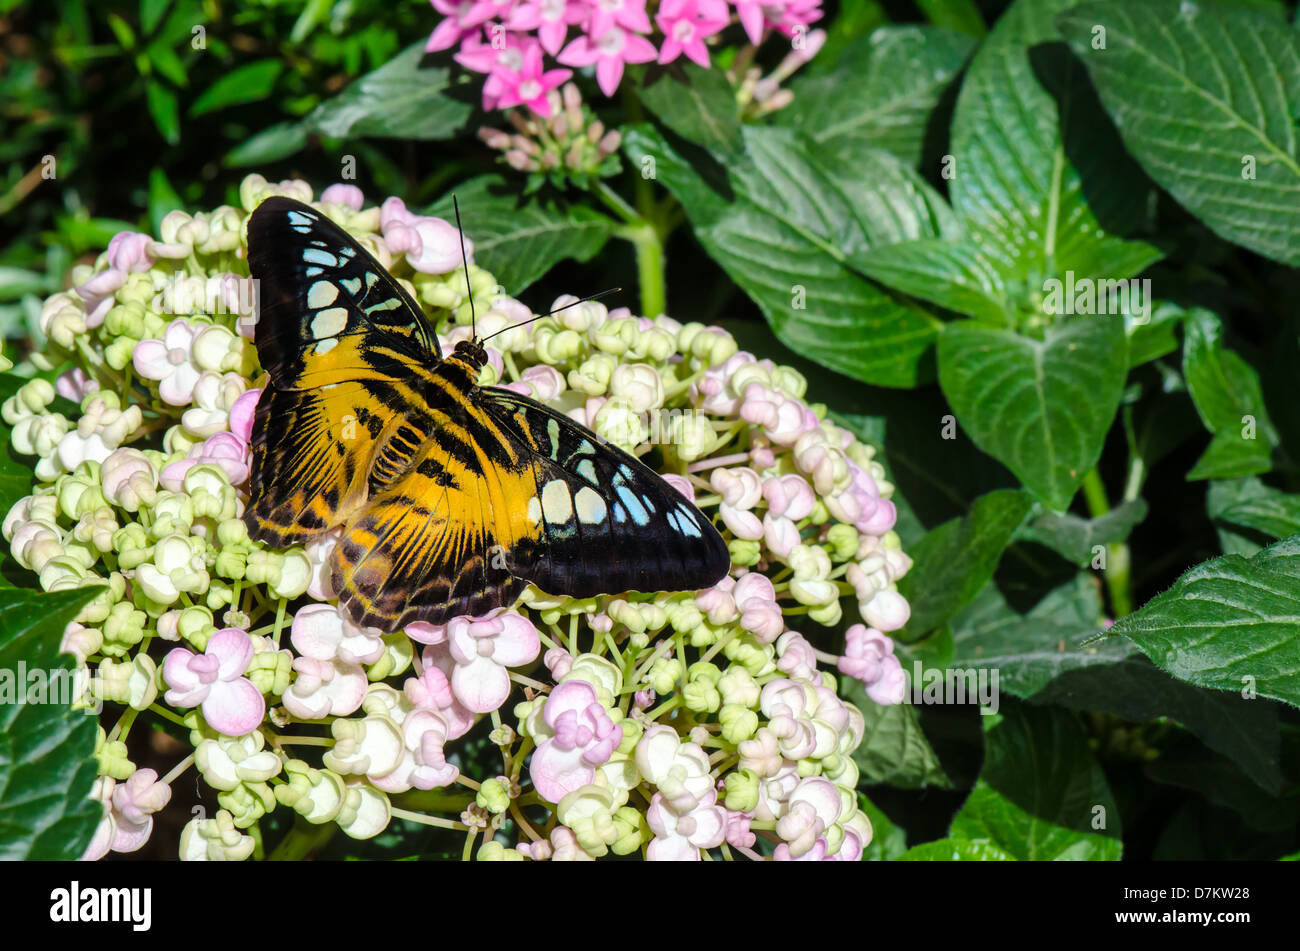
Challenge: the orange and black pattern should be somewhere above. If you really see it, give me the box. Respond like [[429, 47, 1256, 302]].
[[244, 196, 730, 631]]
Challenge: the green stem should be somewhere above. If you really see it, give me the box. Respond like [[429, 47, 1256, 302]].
[[1081, 467, 1132, 619], [616, 221, 667, 318], [267, 817, 337, 860]]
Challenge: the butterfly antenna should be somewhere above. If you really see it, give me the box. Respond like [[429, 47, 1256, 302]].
[[480, 288, 622, 344], [453, 195, 476, 340]]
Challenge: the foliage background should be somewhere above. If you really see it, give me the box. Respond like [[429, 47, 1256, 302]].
[[5, 0, 1300, 860]]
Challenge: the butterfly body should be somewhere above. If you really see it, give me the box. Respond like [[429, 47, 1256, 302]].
[[243, 197, 729, 631]]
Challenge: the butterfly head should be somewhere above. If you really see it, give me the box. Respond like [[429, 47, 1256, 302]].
[[450, 337, 488, 372]]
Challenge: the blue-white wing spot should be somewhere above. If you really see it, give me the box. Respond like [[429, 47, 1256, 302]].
[[303, 249, 337, 267], [615, 486, 650, 527]]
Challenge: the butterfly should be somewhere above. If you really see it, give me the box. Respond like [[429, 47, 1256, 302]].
[[242, 196, 730, 631]]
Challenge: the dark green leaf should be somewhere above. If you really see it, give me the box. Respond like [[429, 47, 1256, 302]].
[[1182, 309, 1276, 479], [777, 26, 976, 164], [1108, 534, 1300, 707], [638, 63, 741, 157], [623, 125, 946, 387], [427, 177, 615, 293], [937, 317, 1128, 510], [949, 575, 1127, 698], [224, 120, 312, 168], [0, 586, 104, 859], [900, 837, 1016, 859], [899, 489, 1034, 636], [139, 0, 171, 34], [189, 59, 283, 116], [950, 0, 1161, 284], [1208, 477, 1300, 541], [1017, 498, 1147, 566], [1059, 0, 1300, 265], [859, 793, 909, 860], [307, 43, 473, 141], [144, 81, 180, 144], [949, 703, 1122, 860]]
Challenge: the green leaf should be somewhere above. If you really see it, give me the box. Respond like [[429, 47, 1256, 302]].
[[900, 837, 1016, 860], [842, 679, 950, 788], [853, 238, 1011, 323], [1059, 0, 1300, 265], [306, 43, 473, 141], [1182, 309, 1276, 479], [949, 575, 1128, 698], [950, 0, 1161, 284], [1128, 301, 1186, 367], [189, 59, 283, 116], [0, 267, 49, 302], [140, 0, 171, 34], [949, 703, 1122, 860], [427, 177, 615, 294], [0, 586, 104, 859], [916, 0, 986, 34], [858, 793, 908, 860], [1108, 534, 1300, 706], [224, 120, 312, 168], [624, 125, 945, 387], [638, 63, 741, 157], [147, 166, 183, 235], [937, 317, 1128, 510], [776, 26, 976, 164], [1033, 657, 1283, 795], [1145, 739, 1297, 831], [1016, 498, 1147, 566], [898, 489, 1034, 636], [1208, 477, 1300, 541], [144, 80, 180, 144]]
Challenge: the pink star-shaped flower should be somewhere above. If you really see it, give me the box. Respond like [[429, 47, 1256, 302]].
[[654, 0, 727, 68], [558, 25, 657, 97]]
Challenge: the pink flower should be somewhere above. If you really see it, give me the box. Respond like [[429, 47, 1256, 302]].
[[408, 652, 478, 738], [56, 368, 100, 403], [291, 603, 385, 665], [320, 183, 365, 210], [732, 571, 782, 642], [282, 655, 368, 719], [585, 0, 652, 38], [662, 472, 695, 502], [558, 25, 657, 97], [839, 624, 905, 705], [646, 789, 727, 860], [427, 0, 481, 52], [76, 231, 155, 327], [379, 197, 469, 274], [497, 42, 573, 116], [507, 0, 590, 55], [529, 679, 621, 802], [409, 610, 541, 713], [133, 319, 203, 406], [161, 432, 250, 491], [163, 628, 265, 736], [655, 0, 728, 68]]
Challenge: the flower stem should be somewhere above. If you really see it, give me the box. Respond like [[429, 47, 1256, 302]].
[[1080, 466, 1132, 618], [267, 817, 337, 861]]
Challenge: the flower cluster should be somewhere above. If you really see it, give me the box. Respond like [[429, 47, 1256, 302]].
[[7, 172, 909, 860], [428, 0, 825, 114]]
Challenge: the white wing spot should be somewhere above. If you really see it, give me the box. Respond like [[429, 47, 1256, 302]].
[[308, 281, 339, 309], [575, 486, 607, 524], [541, 480, 573, 523], [311, 307, 349, 339], [527, 497, 542, 525]]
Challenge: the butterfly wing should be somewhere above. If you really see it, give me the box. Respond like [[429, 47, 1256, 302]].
[[483, 388, 731, 597], [244, 196, 441, 546]]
